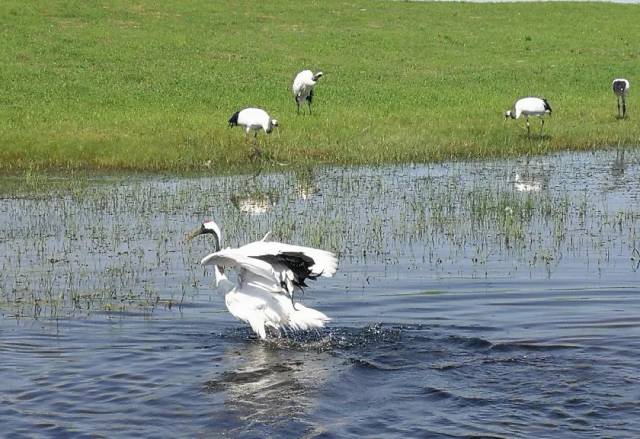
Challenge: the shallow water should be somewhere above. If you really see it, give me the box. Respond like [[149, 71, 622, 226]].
[[1, 149, 640, 437]]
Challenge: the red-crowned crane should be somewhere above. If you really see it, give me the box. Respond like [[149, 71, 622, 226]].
[[292, 70, 323, 114], [188, 220, 337, 340], [228, 107, 278, 158], [612, 78, 630, 118], [505, 97, 552, 137], [228, 107, 278, 139]]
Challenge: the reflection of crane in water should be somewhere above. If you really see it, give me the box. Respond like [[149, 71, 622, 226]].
[[513, 159, 550, 192], [230, 191, 279, 216], [204, 342, 333, 432], [612, 149, 625, 177], [514, 172, 542, 192], [604, 148, 630, 193], [294, 167, 318, 201]]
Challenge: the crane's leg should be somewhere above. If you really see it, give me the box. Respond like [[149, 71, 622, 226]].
[[617, 96, 622, 118], [250, 131, 262, 160], [526, 117, 531, 137], [541, 117, 545, 136], [306, 90, 314, 116], [622, 96, 627, 118], [296, 99, 300, 115]]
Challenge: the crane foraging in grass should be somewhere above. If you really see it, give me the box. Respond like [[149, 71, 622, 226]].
[[188, 220, 337, 340], [612, 78, 629, 118], [228, 107, 278, 139], [228, 107, 278, 157], [292, 70, 323, 114], [504, 97, 552, 137]]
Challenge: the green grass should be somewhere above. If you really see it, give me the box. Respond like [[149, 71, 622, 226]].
[[1, 0, 639, 173]]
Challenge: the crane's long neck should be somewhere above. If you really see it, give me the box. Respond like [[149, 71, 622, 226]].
[[212, 233, 221, 253], [206, 227, 230, 291]]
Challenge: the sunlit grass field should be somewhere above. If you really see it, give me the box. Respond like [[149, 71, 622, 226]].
[[1, 0, 638, 173]]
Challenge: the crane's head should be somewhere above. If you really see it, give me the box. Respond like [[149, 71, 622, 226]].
[[312, 71, 324, 81], [266, 119, 279, 134], [187, 220, 221, 252], [504, 110, 515, 120]]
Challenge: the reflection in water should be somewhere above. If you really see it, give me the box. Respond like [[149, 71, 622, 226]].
[[294, 167, 318, 201], [230, 191, 279, 215], [205, 341, 332, 434], [513, 159, 550, 192], [632, 247, 640, 272], [513, 172, 542, 192], [613, 148, 626, 176], [604, 148, 633, 193]]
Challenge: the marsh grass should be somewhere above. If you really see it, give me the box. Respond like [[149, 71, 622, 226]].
[[1, 151, 639, 316], [1, 1, 639, 173]]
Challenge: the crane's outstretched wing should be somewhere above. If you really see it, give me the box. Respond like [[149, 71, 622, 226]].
[[240, 241, 337, 277], [201, 240, 337, 299], [201, 249, 279, 287], [238, 240, 338, 297]]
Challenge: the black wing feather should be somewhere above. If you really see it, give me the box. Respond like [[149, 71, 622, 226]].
[[253, 252, 320, 290]]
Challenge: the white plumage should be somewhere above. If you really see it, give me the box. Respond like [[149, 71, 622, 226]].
[[188, 220, 337, 340], [505, 97, 552, 137], [228, 107, 278, 138], [292, 70, 323, 114], [612, 78, 630, 118]]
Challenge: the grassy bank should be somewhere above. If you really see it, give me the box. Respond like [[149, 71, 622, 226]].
[[1, 0, 639, 173]]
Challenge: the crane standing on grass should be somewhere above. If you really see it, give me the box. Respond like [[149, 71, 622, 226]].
[[612, 78, 630, 119], [228, 107, 278, 158], [504, 97, 552, 138], [292, 70, 323, 114], [228, 107, 278, 139]]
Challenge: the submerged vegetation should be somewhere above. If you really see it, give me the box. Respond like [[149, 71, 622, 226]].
[[1, 1, 639, 173]]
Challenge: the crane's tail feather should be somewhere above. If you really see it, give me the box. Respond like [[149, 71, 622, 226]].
[[248, 318, 267, 340], [286, 303, 330, 331]]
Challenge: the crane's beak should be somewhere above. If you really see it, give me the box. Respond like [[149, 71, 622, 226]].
[[186, 224, 205, 241]]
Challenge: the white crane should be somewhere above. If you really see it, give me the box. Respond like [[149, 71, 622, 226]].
[[292, 70, 323, 114], [188, 220, 337, 340], [504, 97, 552, 137], [228, 107, 278, 158], [228, 107, 278, 138], [612, 78, 630, 118]]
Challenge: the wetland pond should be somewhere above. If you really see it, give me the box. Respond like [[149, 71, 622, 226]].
[[1, 149, 640, 437]]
